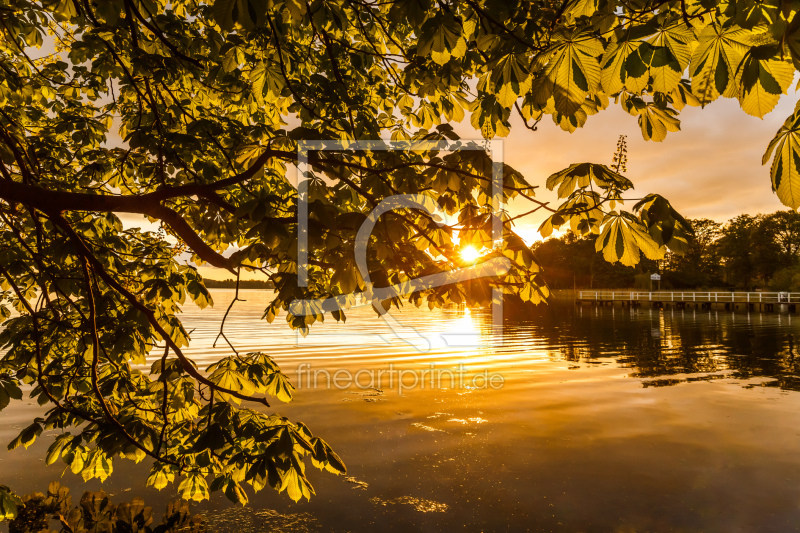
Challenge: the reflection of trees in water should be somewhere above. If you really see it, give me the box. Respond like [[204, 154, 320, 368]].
[[505, 303, 800, 391]]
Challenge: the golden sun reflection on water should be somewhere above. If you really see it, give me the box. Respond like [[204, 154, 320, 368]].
[[5, 290, 800, 531]]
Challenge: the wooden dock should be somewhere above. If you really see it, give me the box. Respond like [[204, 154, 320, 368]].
[[576, 291, 800, 313]]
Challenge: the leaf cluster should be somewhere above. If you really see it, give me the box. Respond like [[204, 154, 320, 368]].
[[2, 0, 794, 507], [1, 482, 205, 532]]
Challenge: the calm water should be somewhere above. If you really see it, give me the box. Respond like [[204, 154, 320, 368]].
[[3, 290, 800, 532]]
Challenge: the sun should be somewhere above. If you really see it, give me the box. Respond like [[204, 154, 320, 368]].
[[460, 245, 481, 263]]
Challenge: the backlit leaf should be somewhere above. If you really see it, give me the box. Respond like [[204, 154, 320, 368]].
[[690, 24, 751, 105], [545, 31, 603, 116], [179, 474, 210, 502], [763, 106, 800, 209]]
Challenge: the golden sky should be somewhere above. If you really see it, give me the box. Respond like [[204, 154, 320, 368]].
[[496, 92, 797, 243], [120, 90, 798, 280]]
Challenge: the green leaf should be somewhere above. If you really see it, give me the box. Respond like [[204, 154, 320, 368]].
[[736, 46, 793, 118], [763, 106, 800, 209], [0, 486, 21, 522], [638, 104, 681, 142], [641, 45, 683, 94], [670, 80, 701, 110], [1, 380, 21, 403], [624, 213, 666, 260], [224, 479, 249, 505], [265, 372, 295, 402], [331, 257, 363, 295], [179, 474, 210, 502], [633, 193, 692, 252], [601, 38, 646, 94], [212, 0, 266, 31], [209, 366, 256, 403], [417, 12, 467, 66], [648, 21, 696, 71], [8, 422, 42, 451], [83, 449, 113, 482], [250, 60, 285, 105], [564, 0, 598, 21], [187, 280, 213, 309], [546, 162, 633, 198], [45, 434, 72, 466], [734, 0, 780, 30], [640, 21, 697, 95], [596, 213, 664, 267], [280, 462, 315, 502], [147, 463, 176, 491], [545, 31, 603, 115], [538, 215, 556, 238], [492, 54, 531, 108], [690, 24, 751, 105]]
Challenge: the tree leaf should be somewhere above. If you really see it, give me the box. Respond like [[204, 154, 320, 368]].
[[265, 372, 295, 403], [417, 12, 466, 66], [601, 37, 646, 94], [546, 162, 633, 198], [638, 104, 681, 142], [690, 24, 751, 105], [179, 474, 210, 502], [736, 46, 793, 118], [545, 31, 603, 115], [0, 486, 21, 522], [595, 213, 662, 267], [763, 107, 800, 209]]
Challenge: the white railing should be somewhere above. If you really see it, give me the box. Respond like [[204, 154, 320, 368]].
[[577, 291, 800, 303]]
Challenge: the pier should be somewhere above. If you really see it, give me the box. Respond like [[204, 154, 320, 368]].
[[576, 291, 800, 313]]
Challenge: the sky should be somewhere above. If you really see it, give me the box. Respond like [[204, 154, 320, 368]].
[[119, 91, 800, 280], [33, 21, 799, 280], [480, 92, 798, 245]]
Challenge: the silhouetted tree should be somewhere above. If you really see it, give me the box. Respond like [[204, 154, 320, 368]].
[[663, 218, 722, 288], [537, 212, 800, 291]]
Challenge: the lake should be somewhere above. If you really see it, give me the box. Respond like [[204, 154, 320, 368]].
[[3, 289, 800, 532]]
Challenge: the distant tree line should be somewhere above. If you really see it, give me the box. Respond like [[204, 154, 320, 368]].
[[202, 279, 275, 290], [532, 211, 800, 291]]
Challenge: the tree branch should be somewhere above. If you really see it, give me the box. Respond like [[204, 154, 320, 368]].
[[51, 213, 271, 408]]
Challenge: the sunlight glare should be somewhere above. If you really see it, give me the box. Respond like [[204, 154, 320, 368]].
[[460, 245, 481, 263]]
